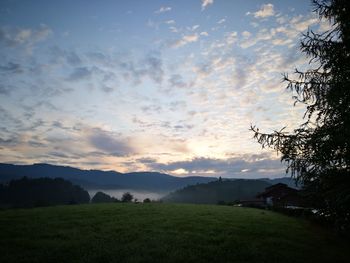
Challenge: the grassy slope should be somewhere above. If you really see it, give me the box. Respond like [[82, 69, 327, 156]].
[[0, 203, 348, 263]]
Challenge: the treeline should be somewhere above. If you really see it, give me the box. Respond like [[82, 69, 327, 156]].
[[0, 177, 157, 209], [91, 191, 134, 203], [162, 179, 271, 204], [91, 191, 155, 204], [0, 177, 90, 208]]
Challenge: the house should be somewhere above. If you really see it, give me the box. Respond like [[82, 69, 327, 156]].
[[256, 183, 301, 208]]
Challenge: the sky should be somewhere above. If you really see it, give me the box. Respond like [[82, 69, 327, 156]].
[[0, 0, 331, 178]]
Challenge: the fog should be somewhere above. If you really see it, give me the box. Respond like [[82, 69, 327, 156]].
[[88, 189, 167, 201]]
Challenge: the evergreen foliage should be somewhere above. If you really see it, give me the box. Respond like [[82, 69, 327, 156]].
[[91, 191, 118, 203], [0, 177, 90, 208], [251, 0, 350, 232]]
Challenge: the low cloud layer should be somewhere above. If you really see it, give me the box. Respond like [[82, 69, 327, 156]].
[[144, 154, 285, 178]]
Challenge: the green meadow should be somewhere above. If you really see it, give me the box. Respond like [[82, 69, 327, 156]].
[[0, 203, 348, 263]]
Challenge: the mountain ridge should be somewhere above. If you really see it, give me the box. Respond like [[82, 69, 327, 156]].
[[0, 163, 216, 192], [0, 163, 298, 193]]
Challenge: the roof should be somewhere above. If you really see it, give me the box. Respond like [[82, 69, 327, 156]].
[[256, 183, 298, 199], [265, 183, 288, 191]]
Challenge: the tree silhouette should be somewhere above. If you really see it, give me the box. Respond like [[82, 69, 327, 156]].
[[251, 0, 350, 232], [0, 177, 90, 208], [121, 192, 133, 202], [91, 191, 117, 203]]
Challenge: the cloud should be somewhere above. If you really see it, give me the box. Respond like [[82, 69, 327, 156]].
[[238, 13, 319, 50], [141, 105, 162, 114], [0, 62, 23, 74], [48, 151, 70, 158], [201, 0, 213, 10], [242, 31, 251, 38], [168, 74, 187, 89], [167, 138, 189, 153], [0, 136, 21, 147], [154, 6, 171, 14], [291, 16, 318, 31], [173, 123, 194, 131], [225, 31, 238, 45], [217, 18, 226, 24], [28, 140, 46, 148], [118, 51, 164, 85], [0, 84, 12, 94], [101, 84, 114, 93], [66, 67, 92, 81], [136, 157, 158, 164], [144, 154, 285, 178], [190, 25, 200, 31], [249, 3, 275, 18], [182, 34, 199, 43], [0, 106, 24, 128], [193, 62, 213, 79], [50, 47, 82, 66], [165, 20, 175, 24], [86, 51, 110, 65], [171, 34, 199, 48], [169, 100, 187, 111], [0, 24, 52, 49], [88, 128, 135, 157], [143, 53, 164, 84], [169, 26, 178, 33]]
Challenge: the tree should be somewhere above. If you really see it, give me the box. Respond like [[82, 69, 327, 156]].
[[121, 192, 133, 202], [0, 177, 90, 208], [91, 191, 115, 203], [143, 198, 151, 203], [251, 0, 350, 232]]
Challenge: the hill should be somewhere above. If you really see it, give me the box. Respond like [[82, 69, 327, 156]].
[[0, 203, 348, 263], [162, 179, 271, 204], [0, 163, 215, 192], [0, 177, 90, 208]]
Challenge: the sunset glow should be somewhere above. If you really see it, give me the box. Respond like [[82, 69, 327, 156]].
[[0, 0, 331, 178]]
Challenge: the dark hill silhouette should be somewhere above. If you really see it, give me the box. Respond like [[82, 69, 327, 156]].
[[0, 163, 216, 192], [162, 179, 271, 204], [91, 191, 117, 203], [0, 177, 90, 208]]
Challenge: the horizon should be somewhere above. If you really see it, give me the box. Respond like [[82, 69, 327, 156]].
[[0, 0, 332, 179], [0, 161, 293, 180]]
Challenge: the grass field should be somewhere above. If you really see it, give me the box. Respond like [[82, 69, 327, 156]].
[[0, 203, 348, 263]]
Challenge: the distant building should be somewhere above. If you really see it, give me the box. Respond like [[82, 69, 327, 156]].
[[256, 183, 302, 208]]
